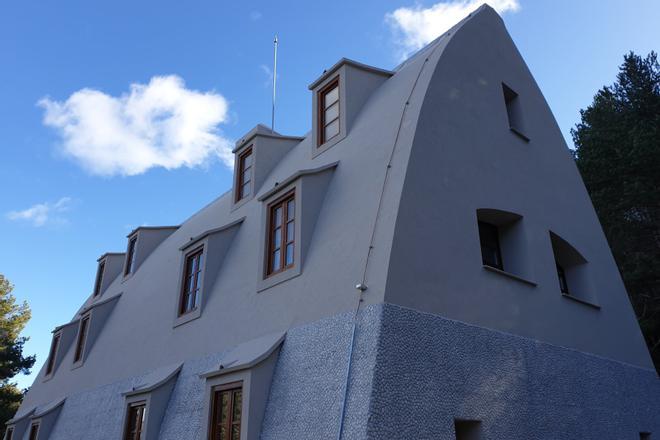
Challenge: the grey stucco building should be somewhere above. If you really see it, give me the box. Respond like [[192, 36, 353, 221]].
[[7, 5, 659, 440]]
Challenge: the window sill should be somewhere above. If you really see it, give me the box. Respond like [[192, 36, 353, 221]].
[[173, 308, 202, 328], [509, 126, 530, 142], [561, 293, 601, 310], [482, 265, 537, 287]]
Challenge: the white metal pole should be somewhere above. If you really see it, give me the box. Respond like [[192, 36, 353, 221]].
[[272, 35, 278, 132]]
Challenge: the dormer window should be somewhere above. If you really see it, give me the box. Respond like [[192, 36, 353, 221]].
[[124, 236, 137, 277], [73, 314, 90, 364], [235, 147, 253, 203], [123, 401, 146, 440], [179, 248, 204, 316], [318, 78, 340, 146], [28, 422, 39, 440], [93, 261, 105, 297], [266, 191, 296, 276], [45, 332, 61, 376]]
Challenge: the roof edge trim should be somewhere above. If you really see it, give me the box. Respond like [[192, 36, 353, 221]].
[[126, 225, 180, 238], [122, 363, 183, 397], [257, 162, 339, 202], [32, 397, 66, 418], [80, 292, 122, 315], [308, 58, 394, 90], [179, 217, 245, 251], [96, 252, 125, 262]]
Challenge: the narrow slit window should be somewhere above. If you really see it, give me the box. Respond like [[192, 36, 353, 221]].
[[28, 423, 39, 440], [318, 78, 340, 146], [179, 248, 204, 316], [123, 402, 146, 440], [556, 263, 569, 294], [93, 260, 105, 297], [45, 332, 61, 376], [74, 315, 90, 363], [502, 83, 528, 140], [125, 236, 138, 276], [266, 192, 295, 276], [478, 221, 503, 271], [5, 427, 14, 440], [235, 147, 253, 202], [210, 384, 242, 440]]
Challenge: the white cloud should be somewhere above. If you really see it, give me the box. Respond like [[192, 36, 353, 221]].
[[386, 0, 520, 59], [250, 10, 262, 21], [7, 197, 73, 227], [38, 75, 233, 177]]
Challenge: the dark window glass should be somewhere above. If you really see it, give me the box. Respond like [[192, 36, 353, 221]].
[[267, 192, 295, 276], [5, 427, 14, 440], [210, 385, 242, 440], [556, 263, 569, 294], [125, 236, 138, 276], [28, 423, 39, 440], [179, 249, 203, 315], [318, 79, 340, 146], [45, 332, 61, 375], [74, 315, 90, 363], [235, 147, 253, 202], [93, 261, 105, 297], [478, 221, 503, 270], [124, 402, 146, 440]]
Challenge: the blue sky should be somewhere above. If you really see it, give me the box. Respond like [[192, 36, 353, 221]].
[[1, 0, 658, 389]]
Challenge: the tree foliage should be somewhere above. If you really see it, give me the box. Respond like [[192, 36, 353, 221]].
[[572, 52, 660, 371], [0, 275, 36, 432]]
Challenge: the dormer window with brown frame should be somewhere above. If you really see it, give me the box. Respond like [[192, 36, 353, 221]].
[[44, 331, 61, 377], [317, 78, 340, 146], [28, 422, 39, 440], [266, 191, 295, 277], [179, 247, 204, 316], [73, 314, 90, 364], [93, 261, 105, 297], [123, 401, 146, 440], [235, 146, 253, 203], [124, 236, 138, 277]]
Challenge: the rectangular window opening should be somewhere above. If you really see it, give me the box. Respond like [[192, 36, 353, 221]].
[[318, 78, 340, 146], [123, 402, 146, 440], [93, 260, 105, 297], [5, 427, 14, 440], [454, 419, 481, 440], [235, 147, 253, 203], [210, 384, 243, 440], [502, 83, 528, 141], [125, 236, 138, 276], [478, 221, 503, 271], [28, 423, 39, 440], [74, 315, 90, 363], [179, 248, 204, 316], [45, 332, 61, 376], [640, 432, 652, 440], [266, 192, 295, 277]]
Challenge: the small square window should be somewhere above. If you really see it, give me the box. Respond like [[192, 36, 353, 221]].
[[124, 236, 138, 276], [318, 78, 340, 146], [179, 248, 204, 316], [454, 419, 481, 440], [123, 402, 146, 440], [74, 315, 90, 364], [478, 221, 503, 270], [45, 332, 61, 376], [93, 261, 105, 297], [210, 383, 243, 440], [266, 192, 296, 277], [235, 147, 253, 203], [28, 423, 39, 440]]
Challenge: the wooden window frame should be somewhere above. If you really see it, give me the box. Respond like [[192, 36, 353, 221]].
[[317, 78, 340, 146], [178, 247, 204, 316], [124, 236, 138, 277], [93, 260, 105, 297], [209, 381, 243, 440], [45, 331, 61, 377], [73, 314, 90, 364], [235, 146, 253, 203], [123, 401, 147, 440], [478, 221, 503, 271], [265, 191, 296, 277], [27, 422, 39, 440]]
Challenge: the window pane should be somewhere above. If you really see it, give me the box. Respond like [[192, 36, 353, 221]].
[[324, 102, 339, 123], [324, 119, 340, 141], [274, 207, 282, 226], [231, 425, 240, 440], [232, 390, 242, 421], [272, 250, 281, 271], [286, 222, 294, 242], [243, 152, 252, 167], [274, 228, 282, 248], [324, 86, 338, 107], [285, 243, 294, 266], [241, 183, 251, 198], [287, 200, 295, 220]]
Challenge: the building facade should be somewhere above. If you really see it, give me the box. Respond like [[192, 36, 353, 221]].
[[7, 5, 659, 440]]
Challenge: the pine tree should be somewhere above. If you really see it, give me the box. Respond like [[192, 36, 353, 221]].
[[572, 52, 660, 371]]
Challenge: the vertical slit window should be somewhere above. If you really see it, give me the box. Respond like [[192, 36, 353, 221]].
[[236, 147, 253, 202], [179, 248, 203, 316], [74, 315, 90, 363], [125, 236, 138, 276], [210, 384, 242, 440], [318, 78, 340, 146], [5, 427, 14, 440], [123, 402, 146, 440], [266, 192, 295, 276], [45, 332, 61, 376], [28, 423, 39, 440], [556, 263, 569, 294], [93, 261, 105, 297], [478, 221, 503, 270]]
